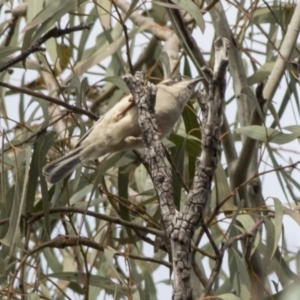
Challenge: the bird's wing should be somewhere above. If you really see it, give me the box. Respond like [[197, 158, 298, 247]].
[[75, 94, 133, 148], [75, 115, 104, 148]]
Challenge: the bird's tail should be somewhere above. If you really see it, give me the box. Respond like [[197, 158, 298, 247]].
[[42, 147, 82, 184]]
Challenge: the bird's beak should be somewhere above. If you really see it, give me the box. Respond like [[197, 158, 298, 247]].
[[190, 77, 203, 89], [192, 77, 204, 84]]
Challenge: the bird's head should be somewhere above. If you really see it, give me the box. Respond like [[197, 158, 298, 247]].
[[158, 76, 202, 104]]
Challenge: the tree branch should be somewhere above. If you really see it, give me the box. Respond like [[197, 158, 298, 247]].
[[27, 207, 165, 238], [0, 81, 98, 120], [30, 235, 172, 269], [0, 23, 93, 73], [206, 0, 249, 203], [123, 37, 229, 300], [164, 0, 208, 85], [203, 215, 271, 297], [123, 72, 176, 232], [263, 1, 300, 107]]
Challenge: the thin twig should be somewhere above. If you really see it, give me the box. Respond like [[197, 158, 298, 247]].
[[0, 23, 93, 73], [162, 143, 189, 193], [2, 111, 71, 153], [30, 235, 172, 269], [203, 215, 271, 297], [205, 161, 300, 227], [112, 2, 134, 74], [202, 224, 220, 256], [27, 207, 165, 238], [3, 15, 18, 47], [0, 81, 98, 120], [191, 258, 208, 289]]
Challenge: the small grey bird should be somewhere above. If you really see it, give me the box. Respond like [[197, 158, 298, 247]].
[[43, 76, 201, 183]]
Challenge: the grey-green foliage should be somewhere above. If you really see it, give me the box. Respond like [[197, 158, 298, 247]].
[[0, 0, 299, 299]]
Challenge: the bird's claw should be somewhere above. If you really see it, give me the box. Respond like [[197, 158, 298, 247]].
[[125, 136, 142, 144]]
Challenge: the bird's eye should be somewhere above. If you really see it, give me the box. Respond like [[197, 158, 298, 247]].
[[174, 77, 182, 82]]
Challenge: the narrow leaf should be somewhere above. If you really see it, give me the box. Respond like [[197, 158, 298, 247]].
[[217, 294, 242, 300], [236, 125, 298, 144], [241, 87, 264, 122], [271, 198, 283, 259], [168, 0, 205, 33], [49, 272, 127, 294], [104, 246, 126, 285]]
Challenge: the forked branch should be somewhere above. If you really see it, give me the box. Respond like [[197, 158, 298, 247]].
[[123, 37, 229, 300]]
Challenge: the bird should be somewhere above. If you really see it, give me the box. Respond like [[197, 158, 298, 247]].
[[43, 76, 202, 184]]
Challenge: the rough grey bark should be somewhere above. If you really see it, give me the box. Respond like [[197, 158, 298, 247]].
[[123, 37, 229, 300]]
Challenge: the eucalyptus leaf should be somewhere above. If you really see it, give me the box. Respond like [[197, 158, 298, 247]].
[[49, 272, 128, 294], [23, 0, 87, 33], [0, 47, 21, 61], [247, 62, 275, 85], [263, 217, 275, 268], [236, 125, 299, 144], [102, 76, 130, 93], [104, 246, 126, 285], [271, 198, 283, 260], [165, 0, 205, 33], [217, 294, 242, 300]]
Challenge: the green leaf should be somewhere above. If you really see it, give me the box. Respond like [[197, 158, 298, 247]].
[[160, 51, 171, 79], [77, 6, 98, 62], [271, 198, 283, 260], [27, 0, 44, 23], [236, 125, 299, 144], [241, 87, 264, 122], [271, 76, 300, 129], [42, 247, 62, 273], [135, 164, 148, 194], [0, 146, 31, 250], [171, 138, 185, 210], [247, 62, 275, 85], [217, 294, 242, 300], [213, 162, 236, 213], [38, 133, 55, 238], [74, 27, 138, 76], [283, 206, 300, 226], [284, 125, 300, 135], [167, 0, 205, 33], [182, 100, 201, 182], [104, 246, 126, 285], [69, 184, 93, 205], [263, 217, 275, 268], [26, 139, 44, 212], [231, 248, 251, 300], [266, 144, 289, 201], [96, 0, 112, 29], [0, 47, 21, 61], [23, 0, 85, 33], [143, 268, 158, 300], [224, 199, 244, 239], [132, 291, 141, 300], [26, 292, 40, 300], [49, 272, 128, 294], [102, 76, 129, 93], [273, 247, 297, 281], [263, 278, 300, 300], [169, 133, 201, 158], [124, 0, 139, 22], [0, 58, 50, 71], [97, 152, 126, 174], [118, 168, 129, 221], [253, 6, 290, 24], [236, 214, 255, 234]]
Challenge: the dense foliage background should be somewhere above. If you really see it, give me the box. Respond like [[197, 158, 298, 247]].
[[0, 0, 299, 299]]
